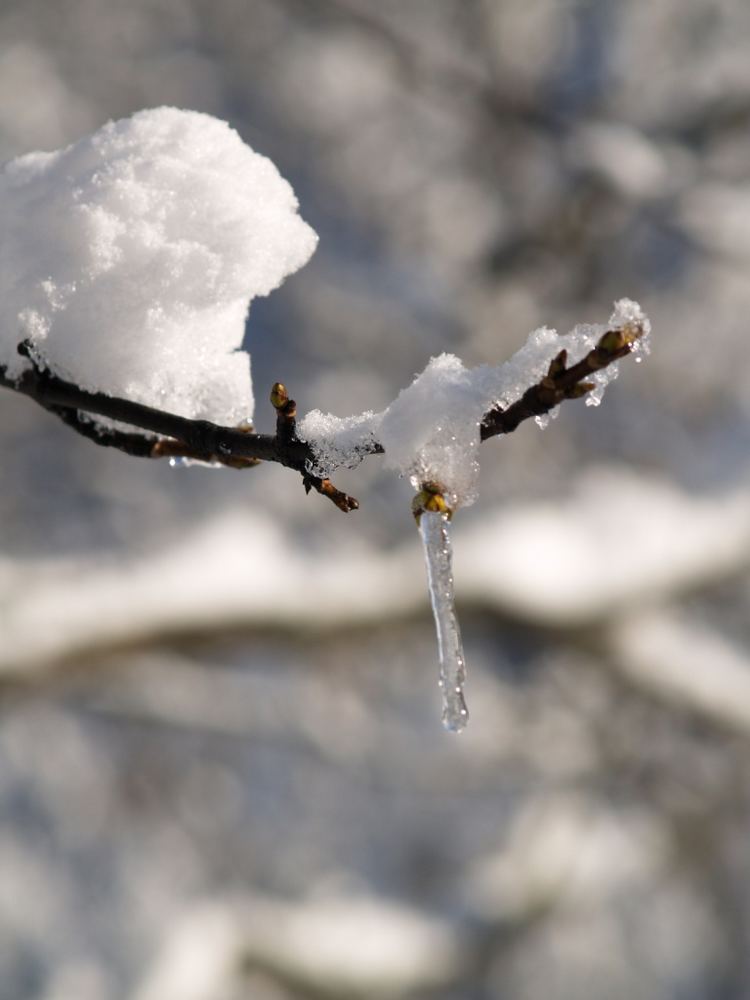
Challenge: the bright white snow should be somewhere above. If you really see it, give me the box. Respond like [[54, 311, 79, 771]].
[[300, 299, 650, 507], [0, 107, 317, 424]]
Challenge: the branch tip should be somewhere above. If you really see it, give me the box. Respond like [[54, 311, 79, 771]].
[[270, 382, 289, 410], [596, 320, 644, 360], [303, 474, 359, 512]]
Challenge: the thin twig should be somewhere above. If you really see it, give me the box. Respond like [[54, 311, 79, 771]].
[[480, 323, 643, 440], [2, 343, 311, 468], [0, 321, 644, 511]]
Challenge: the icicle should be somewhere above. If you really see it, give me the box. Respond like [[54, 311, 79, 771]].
[[419, 510, 469, 732]]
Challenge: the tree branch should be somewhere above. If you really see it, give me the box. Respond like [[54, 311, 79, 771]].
[[0, 320, 644, 511], [2, 342, 311, 466], [480, 323, 643, 440]]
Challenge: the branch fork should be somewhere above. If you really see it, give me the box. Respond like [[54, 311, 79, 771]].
[[0, 319, 645, 513]]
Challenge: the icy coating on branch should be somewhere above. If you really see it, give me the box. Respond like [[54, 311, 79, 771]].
[[0, 107, 318, 424], [300, 299, 650, 507]]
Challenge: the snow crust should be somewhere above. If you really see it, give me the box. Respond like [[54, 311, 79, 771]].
[[0, 107, 317, 424], [300, 299, 650, 507]]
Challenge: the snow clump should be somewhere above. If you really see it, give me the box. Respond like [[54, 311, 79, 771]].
[[300, 299, 650, 508], [0, 107, 317, 424]]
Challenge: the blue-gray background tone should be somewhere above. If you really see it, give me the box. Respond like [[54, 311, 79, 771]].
[[1, 2, 750, 998]]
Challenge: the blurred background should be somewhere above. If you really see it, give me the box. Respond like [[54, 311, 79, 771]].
[[1, 1, 750, 997]]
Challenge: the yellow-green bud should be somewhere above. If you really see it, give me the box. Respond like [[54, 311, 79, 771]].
[[270, 382, 288, 409], [412, 483, 453, 523]]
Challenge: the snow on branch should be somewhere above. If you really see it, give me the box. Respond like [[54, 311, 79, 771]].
[[0, 108, 650, 513], [0, 106, 316, 423], [300, 298, 649, 510], [0, 310, 648, 512]]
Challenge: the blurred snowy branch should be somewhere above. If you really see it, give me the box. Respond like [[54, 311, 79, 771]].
[[2, 469, 746, 687]]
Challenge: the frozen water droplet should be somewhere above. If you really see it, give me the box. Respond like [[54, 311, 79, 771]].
[[419, 511, 469, 732]]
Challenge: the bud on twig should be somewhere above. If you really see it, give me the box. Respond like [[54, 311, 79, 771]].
[[270, 382, 289, 410], [412, 482, 453, 523]]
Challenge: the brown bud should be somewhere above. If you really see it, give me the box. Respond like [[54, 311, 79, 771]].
[[547, 349, 568, 378], [598, 324, 641, 355], [566, 381, 595, 399], [270, 382, 288, 409]]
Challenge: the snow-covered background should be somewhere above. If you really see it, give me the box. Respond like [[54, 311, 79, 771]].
[[1, 2, 749, 998]]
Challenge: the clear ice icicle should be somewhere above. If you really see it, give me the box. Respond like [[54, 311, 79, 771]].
[[419, 511, 469, 732]]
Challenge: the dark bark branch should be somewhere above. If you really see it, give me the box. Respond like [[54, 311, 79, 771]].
[[2, 344, 313, 468], [49, 406, 160, 458], [302, 474, 360, 512], [0, 321, 644, 512], [271, 380, 358, 510], [480, 324, 643, 440]]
